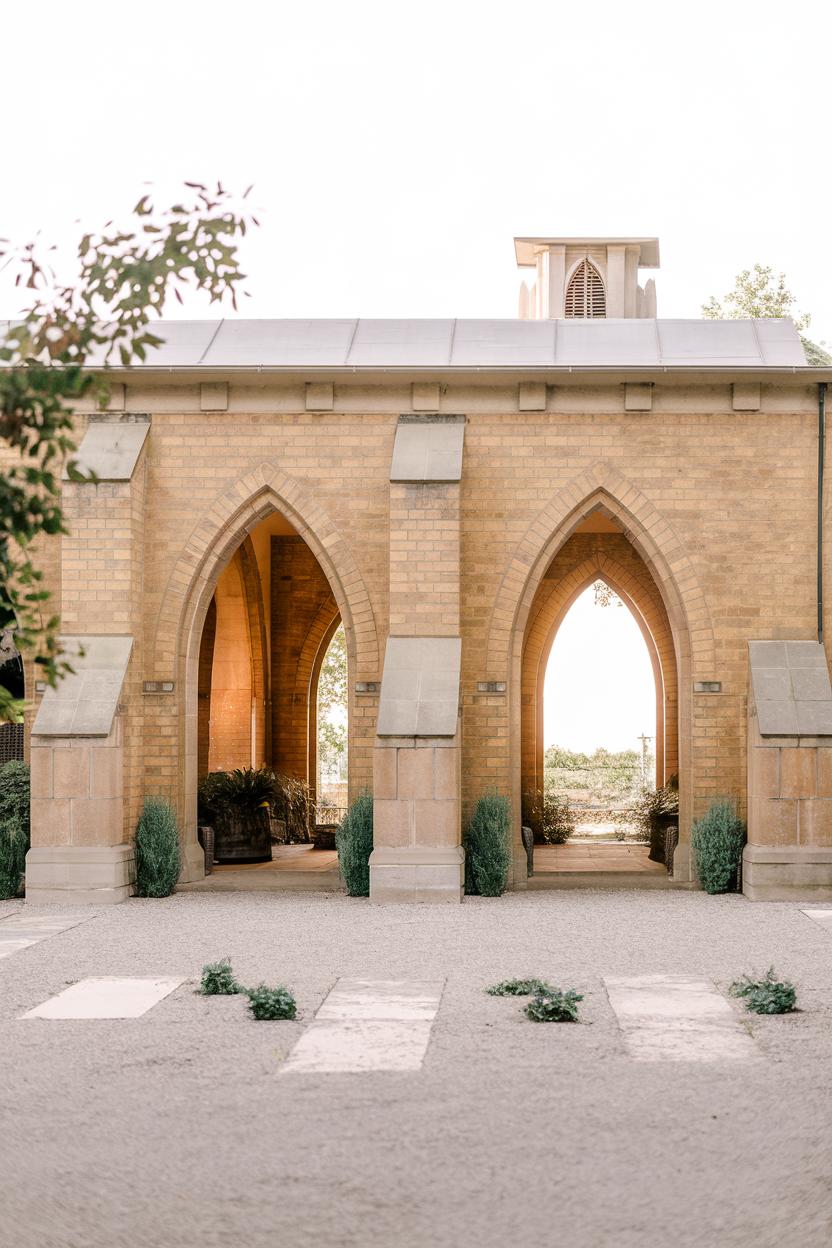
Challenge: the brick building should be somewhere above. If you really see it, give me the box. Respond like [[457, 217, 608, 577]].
[[15, 235, 832, 903]]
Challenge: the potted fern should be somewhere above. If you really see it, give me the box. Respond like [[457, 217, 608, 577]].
[[206, 767, 278, 864]]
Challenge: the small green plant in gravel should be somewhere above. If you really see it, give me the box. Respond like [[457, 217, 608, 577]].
[[691, 799, 745, 894], [729, 968, 797, 1015], [487, 978, 556, 997], [246, 984, 298, 1021], [199, 959, 243, 996], [525, 989, 583, 1023], [135, 797, 181, 897], [337, 790, 373, 896], [464, 791, 511, 896]]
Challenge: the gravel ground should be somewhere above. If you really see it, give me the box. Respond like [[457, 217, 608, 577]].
[[1, 889, 831, 1248]]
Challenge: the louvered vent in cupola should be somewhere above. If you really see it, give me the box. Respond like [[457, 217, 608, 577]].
[[564, 260, 606, 318]]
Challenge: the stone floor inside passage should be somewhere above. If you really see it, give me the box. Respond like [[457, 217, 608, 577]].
[[1, 889, 831, 1248]]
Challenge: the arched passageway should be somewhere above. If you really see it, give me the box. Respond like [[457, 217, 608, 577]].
[[196, 513, 345, 792], [518, 508, 682, 881], [184, 499, 357, 885]]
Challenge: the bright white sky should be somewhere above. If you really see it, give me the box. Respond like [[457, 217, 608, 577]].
[[1, 0, 830, 343], [1, 2, 825, 754], [544, 588, 656, 754]]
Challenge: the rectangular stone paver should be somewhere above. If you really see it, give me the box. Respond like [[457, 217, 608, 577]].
[[604, 975, 758, 1062], [0, 913, 88, 961], [21, 976, 184, 1019], [280, 978, 444, 1074], [802, 910, 832, 932]]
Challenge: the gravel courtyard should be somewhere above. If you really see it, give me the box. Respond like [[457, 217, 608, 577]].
[[1, 889, 831, 1248]]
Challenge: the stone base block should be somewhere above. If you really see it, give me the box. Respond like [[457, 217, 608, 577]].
[[180, 838, 207, 884], [369, 846, 464, 904], [742, 844, 832, 901], [25, 844, 136, 905]]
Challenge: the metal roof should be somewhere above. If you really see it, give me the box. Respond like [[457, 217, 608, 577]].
[[0, 316, 810, 371]]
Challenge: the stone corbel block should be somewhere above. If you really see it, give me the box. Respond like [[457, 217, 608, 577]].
[[518, 382, 546, 412], [732, 382, 761, 411], [624, 383, 653, 411], [200, 382, 228, 411], [411, 382, 440, 412], [306, 382, 334, 411]]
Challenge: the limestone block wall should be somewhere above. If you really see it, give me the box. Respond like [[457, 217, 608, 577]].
[[7, 373, 829, 900]]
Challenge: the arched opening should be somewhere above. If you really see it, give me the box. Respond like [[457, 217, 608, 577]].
[[192, 508, 346, 883], [565, 259, 606, 318], [314, 621, 348, 823], [519, 507, 681, 882]]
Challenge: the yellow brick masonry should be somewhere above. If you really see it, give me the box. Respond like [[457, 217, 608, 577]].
[[4, 377, 825, 895]]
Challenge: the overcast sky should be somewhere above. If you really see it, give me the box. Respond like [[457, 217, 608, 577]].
[[2, 0, 830, 345], [545, 589, 655, 754]]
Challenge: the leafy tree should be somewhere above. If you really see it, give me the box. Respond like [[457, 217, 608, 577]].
[[593, 579, 622, 608], [0, 183, 255, 722], [702, 263, 831, 365], [543, 744, 650, 805], [317, 624, 347, 781]]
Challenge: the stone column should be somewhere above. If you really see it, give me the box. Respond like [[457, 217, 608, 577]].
[[25, 416, 160, 902], [605, 245, 626, 317], [743, 641, 832, 900], [369, 416, 466, 903]]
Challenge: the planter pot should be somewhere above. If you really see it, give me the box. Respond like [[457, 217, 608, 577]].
[[214, 807, 272, 864], [313, 823, 338, 851], [649, 812, 678, 864]]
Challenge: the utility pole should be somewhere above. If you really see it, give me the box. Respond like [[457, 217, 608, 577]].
[[637, 734, 652, 787]]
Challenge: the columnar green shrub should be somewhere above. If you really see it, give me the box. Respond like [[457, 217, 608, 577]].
[[337, 790, 373, 896], [730, 968, 797, 1015], [200, 959, 243, 995], [691, 799, 746, 894], [465, 792, 511, 896], [135, 797, 181, 897], [0, 760, 30, 899], [246, 984, 297, 1020]]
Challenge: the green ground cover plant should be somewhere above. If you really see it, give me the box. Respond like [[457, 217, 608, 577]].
[[487, 975, 583, 1022], [0, 760, 29, 898], [692, 799, 746, 893], [199, 959, 243, 995], [337, 790, 373, 896], [465, 792, 511, 896], [525, 989, 583, 1023], [487, 978, 556, 997], [135, 797, 181, 897], [729, 968, 797, 1015], [246, 984, 298, 1021]]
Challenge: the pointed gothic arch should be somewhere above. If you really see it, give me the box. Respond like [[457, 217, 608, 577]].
[[565, 259, 606, 318], [152, 463, 379, 880], [486, 464, 708, 883]]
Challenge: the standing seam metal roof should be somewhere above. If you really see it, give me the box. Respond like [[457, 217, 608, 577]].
[[1, 316, 809, 369]]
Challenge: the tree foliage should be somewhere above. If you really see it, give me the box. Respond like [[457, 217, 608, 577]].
[[543, 744, 650, 805], [0, 183, 255, 722], [702, 263, 831, 365], [317, 624, 347, 781]]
